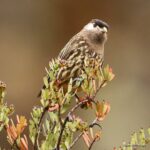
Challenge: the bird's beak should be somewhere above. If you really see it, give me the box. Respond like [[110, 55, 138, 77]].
[[102, 27, 108, 33]]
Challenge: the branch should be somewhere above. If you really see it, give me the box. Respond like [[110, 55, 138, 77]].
[[88, 136, 97, 150], [34, 106, 49, 150], [92, 79, 107, 99], [67, 117, 100, 150], [56, 83, 104, 150], [51, 121, 56, 132], [58, 104, 63, 127], [89, 117, 102, 129], [68, 132, 84, 150], [56, 98, 90, 150]]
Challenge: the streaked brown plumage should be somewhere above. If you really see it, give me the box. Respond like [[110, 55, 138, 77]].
[[39, 19, 109, 96]]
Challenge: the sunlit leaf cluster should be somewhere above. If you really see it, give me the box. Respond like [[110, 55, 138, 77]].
[[114, 128, 150, 150], [0, 81, 14, 132], [0, 82, 28, 150], [29, 57, 114, 150], [0, 55, 115, 150], [7, 116, 28, 150]]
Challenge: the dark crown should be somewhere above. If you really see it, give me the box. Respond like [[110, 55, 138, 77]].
[[91, 19, 109, 29]]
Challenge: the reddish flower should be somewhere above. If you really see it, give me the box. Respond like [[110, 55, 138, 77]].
[[6, 115, 28, 149]]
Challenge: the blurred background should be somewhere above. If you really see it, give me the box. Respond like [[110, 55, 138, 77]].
[[0, 0, 150, 149]]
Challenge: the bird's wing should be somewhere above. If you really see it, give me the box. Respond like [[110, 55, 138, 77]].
[[58, 34, 84, 60]]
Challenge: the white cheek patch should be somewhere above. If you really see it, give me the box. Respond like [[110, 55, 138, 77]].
[[84, 23, 94, 30]]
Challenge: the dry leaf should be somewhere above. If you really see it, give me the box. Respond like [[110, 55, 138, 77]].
[[96, 101, 110, 121]]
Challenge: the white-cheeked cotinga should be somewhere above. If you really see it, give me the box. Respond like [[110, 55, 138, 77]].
[[39, 19, 109, 96]]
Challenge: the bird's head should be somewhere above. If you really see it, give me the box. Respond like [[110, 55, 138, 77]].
[[82, 19, 109, 44]]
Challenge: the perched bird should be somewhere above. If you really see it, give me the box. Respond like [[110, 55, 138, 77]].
[[39, 19, 109, 96], [58, 19, 108, 60]]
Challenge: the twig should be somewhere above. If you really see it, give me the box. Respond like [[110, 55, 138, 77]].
[[34, 106, 49, 150], [88, 136, 97, 150], [58, 104, 63, 127], [89, 118, 98, 127], [75, 93, 96, 106], [75, 94, 80, 103], [92, 79, 107, 99], [51, 121, 56, 132], [56, 98, 90, 150], [67, 117, 100, 150], [66, 113, 97, 150], [68, 132, 84, 150], [89, 117, 102, 129], [87, 118, 101, 150], [55, 115, 69, 150], [55, 79, 106, 150]]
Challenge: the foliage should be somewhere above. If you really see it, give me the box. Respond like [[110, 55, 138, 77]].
[[0, 57, 115, 150], [114, 128, 150, 150], [0, 55, 149, 150], [29, 58, 114, 150], [0, 81, 28, 150], [7, 116, 28, 150], [0, 81, 14, 132]]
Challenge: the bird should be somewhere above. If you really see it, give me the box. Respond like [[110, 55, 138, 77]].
[[39, 19, 109, 96]]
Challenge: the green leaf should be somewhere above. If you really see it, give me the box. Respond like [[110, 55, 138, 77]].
[[65, 135, 72, 149], [43, 76, 49, 88], [48, 112, 58, 122], [41, 98, 49, 107], [67, 78, 73, 93], [61, 104, 69, 114], [139, 128, 146, 145], [41, 89, 50, 100], [130, 132, 137, 145], [67, 121, 78, 132], [41, 131, 59, 150], [74, 77, 83, 88], [103, 65, 115, 81], [45, 119, 50, 131], [49, 71, 55, 80], [29, 119, 37, 144], [148, 128, 150, 135]]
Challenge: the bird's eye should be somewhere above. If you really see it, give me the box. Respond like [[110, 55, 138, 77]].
[[93, 23, 98, 28], [91, 19, 109, 29], [93, 23, 103, 28]]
